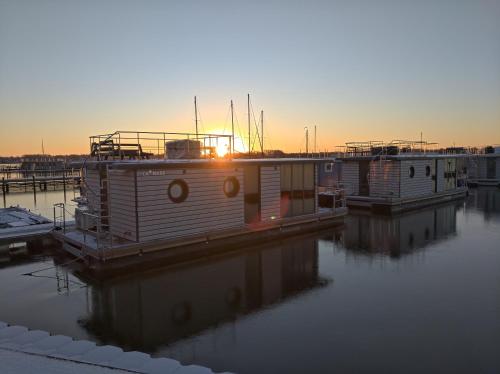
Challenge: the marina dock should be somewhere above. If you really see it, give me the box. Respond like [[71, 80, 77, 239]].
[[0, 207, 53, 243], [0, 321, 221, 374]]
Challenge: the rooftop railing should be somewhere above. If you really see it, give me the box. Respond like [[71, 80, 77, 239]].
[[89, 131, 234, 160]]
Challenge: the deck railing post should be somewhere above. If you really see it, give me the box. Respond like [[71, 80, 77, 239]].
[[163, 133, 166, 159], [137, 132, 140, 158]]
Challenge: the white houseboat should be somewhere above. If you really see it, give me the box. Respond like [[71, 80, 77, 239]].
[[338, 141, 468, 213], [468, 146, 500, 187], [53, 131, 346, 270]]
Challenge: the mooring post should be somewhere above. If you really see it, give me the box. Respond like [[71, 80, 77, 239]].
[[63, 169, 66, 201], [32, 175, 36, 202], [1, 177, 6, 208]]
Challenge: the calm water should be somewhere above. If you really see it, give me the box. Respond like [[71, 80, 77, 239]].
[[1, 189, 79, 219], [0, 188, 499, 373]]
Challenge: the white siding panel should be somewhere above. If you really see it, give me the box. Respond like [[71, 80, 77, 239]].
[[108, 169, 137, 241], [369, 160, 400, 197], [137, 168, 245, 242], [400, 159, 435, 198], [342, 161, 359, 195], [84, 169, 101, 213]]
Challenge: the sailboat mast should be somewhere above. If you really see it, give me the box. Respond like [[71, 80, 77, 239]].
[[231, 100, 235, 155], [305, 127, 309, 155], [314, 125, 317, 155], [194, 96, 199, 140], [261, 110, 264, 156], [247, 93, 251, 154]]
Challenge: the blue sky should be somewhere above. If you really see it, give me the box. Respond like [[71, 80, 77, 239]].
[[1, 0, 499, 155]]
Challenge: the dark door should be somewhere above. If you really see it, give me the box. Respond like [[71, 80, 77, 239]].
[[434, 159, 438, 192], [359, 161, 370, 196], [244, 166, 260, 224], [487, 158, 496, 179]]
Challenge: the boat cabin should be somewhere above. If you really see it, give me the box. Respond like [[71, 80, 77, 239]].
[[56, 131, 346, 267], [338, 142, 468, 213], [468, 146, 500, 187]]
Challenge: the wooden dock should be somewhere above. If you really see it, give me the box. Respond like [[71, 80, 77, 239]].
[[1, 175, 81, 194]]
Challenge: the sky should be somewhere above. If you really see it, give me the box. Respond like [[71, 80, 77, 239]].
[[1, 0, 499, 156]]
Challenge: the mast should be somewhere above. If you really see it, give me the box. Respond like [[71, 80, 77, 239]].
[[314, 125, 317, 155], [231, 100, 235, 154], [261, 110, 264, 156], [194, 96, 199, 140], [247, 93, 251, 154], [305, 127, 309, 156]]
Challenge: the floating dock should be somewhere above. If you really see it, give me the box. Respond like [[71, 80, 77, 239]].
[[0, 321, 222, 374], [0, 207, 53, 243]]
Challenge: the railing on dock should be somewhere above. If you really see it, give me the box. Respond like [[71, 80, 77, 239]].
[[79, 211, 113, 260], [54, 202, 113, 260], [320, 186, 347, 212]]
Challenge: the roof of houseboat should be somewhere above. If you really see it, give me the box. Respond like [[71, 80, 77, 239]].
[[84, 157, 336, 169], [339, 153, 471, 161]]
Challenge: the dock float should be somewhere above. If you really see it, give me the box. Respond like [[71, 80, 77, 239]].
[[0, 321, 228, 374], [0, 207, 53, 243]]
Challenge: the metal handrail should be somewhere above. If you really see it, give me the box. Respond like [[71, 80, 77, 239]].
[[89, 130, 234, 160]]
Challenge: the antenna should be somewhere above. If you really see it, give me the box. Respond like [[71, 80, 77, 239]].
[[247, 93, 251, 154], [194, 96, 199, 140], [231, 100, 235, 154]]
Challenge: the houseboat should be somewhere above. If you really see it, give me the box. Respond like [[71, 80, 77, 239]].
[[53, 131, 346, 270], [338, 141, 468, 213], [467, 146, 500, 187]]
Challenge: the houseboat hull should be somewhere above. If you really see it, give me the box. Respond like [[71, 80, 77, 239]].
[[52, 209, 346, 273], [346, 187, 467, 214]]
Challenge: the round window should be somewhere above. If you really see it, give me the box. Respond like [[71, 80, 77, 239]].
[[425, 165, 431, 177], [223, 176, 240, 197], [409, 166, 415, 178], [168, 179, 189, 203]]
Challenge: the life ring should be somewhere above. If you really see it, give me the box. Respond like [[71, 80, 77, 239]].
[[223, 176, 240, 198], [168, 179, 189, 203]]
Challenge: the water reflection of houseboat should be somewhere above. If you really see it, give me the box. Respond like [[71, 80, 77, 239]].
[[330, 203, 458, 257], [467, 187, 500, 222], [77, 235, 326, 351], [53, 131, 346, 271]]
